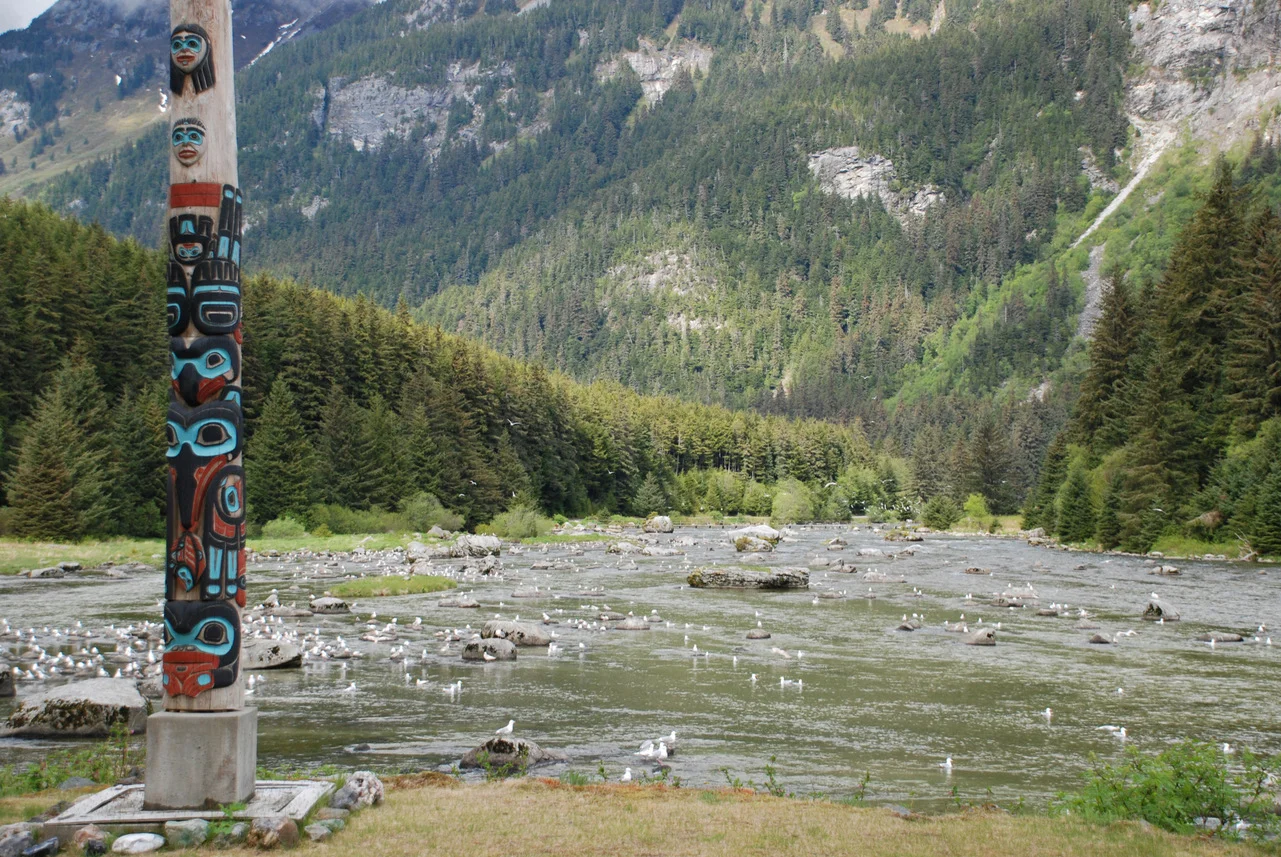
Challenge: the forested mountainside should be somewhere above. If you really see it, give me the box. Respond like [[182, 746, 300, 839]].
[[35, 0, 1127, 416], [11, 0, 1281, 523], [1025, 150, 1281, 556], [0, 200, 876, 537]]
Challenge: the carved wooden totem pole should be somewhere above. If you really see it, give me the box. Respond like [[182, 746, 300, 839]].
[[145, 0, 256, 809]]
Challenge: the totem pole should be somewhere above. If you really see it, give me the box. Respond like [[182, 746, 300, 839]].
[[145, 0, 256, 809]]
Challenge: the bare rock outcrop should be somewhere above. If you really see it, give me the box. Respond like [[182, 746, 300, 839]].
[[808, 146, 944, 226]]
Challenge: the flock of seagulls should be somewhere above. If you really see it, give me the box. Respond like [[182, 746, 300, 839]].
[[4, 530, 1273, 790]]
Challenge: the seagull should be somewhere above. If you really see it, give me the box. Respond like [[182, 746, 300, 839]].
[[483, 651, 497, 662], [939, 757, 953, 771], [1043, 708, 1052, 722], [496, 719, 515, 737], [340, 682, 357, 694], [621, 768, 632, 782]]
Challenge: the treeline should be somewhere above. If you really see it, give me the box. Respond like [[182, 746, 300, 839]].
[[0, 200, 874, 539], [1026, 145, 1281, 555]]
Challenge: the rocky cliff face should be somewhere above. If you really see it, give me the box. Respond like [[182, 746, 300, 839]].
[[596, 38, 713, 105], [806, 146, 944, 226], [1128, 0, 1281, 146]]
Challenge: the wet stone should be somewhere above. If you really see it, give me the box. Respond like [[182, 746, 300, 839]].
[[163, 818, 208, 848]]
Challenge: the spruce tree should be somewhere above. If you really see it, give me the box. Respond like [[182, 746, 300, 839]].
[[1227, 210, 1281, 435], [6, 356, 111, 539], [246, 379, 317, 524], [1252, 463, 1281, 556], [1096, 470, 1123, 550], [1023, 432, 1068, 533], [633, 472, 668, 516], [1074, 268, 1135, 449], [967, 413, 1016, 513], [1056, 465, 1096, 544], [108, 385, 165, 537]]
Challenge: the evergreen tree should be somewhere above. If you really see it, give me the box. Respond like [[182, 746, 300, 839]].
[[633, 471, 668, 516], [1096, 470, 1123, 550], [316, 385, 378, 509], [108, 385, 165, 537], [245, 379, 316, 524], [968, 413, 1016, 513], [1227, 209, 1281, 435], [5, 356, 111, 539], [1074, 268, 1135, 448], [1024, 432, 1068, 533], [1056, 464, 1096, 544], [1252, 462, 1281, 556]]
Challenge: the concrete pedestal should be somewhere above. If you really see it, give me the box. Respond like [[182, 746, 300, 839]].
[[143, 708, 257, 809]]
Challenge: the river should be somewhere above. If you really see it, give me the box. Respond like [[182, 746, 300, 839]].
[[2, 525, 1277, 812]]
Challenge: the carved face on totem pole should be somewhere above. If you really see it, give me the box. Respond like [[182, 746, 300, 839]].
[[170, 335, 239, 406], [165, 396, 244, 602], [172, 118, 207, 168], [163, 600, 240, 697], [169, 24, 215, 95], [167, 185, 243, 337]]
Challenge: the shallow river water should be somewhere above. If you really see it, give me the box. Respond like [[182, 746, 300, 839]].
[[2, 525, 1279, 811]]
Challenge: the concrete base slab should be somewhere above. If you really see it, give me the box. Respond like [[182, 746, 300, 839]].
[[42, 780, 333, 840], [143, 708, 257, 809]]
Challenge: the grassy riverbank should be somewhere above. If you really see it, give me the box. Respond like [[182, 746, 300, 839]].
[[220, 779, 1270, 857]]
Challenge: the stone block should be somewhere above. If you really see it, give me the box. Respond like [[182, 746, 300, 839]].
[[143, 709, 257, 810]]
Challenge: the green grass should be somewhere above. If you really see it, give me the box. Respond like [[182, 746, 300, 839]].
[[330, 575, 457, 598], [249, 533, 412, 554], [0, 537, 163, 576]]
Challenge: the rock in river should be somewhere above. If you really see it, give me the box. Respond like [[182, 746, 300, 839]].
[[3, 678, 147, 737], [687, 567, 808, 589], [615, 616, 651, 631], [481, 621, 551, 647], [643, 515, 674, 533], [309, 596, 350, 615], [734, 536, 775, 553], [242, 639, 303, 670], [746, 628, 772, 639], [1142, 602, 1180, 621], [728, 524, 781, 544], [462, 638, 517, 661], [460, 737, 567, 770], [964, 628, 997, 646]]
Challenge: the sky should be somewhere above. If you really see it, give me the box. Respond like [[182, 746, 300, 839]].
[[0, 0, 58, 35]]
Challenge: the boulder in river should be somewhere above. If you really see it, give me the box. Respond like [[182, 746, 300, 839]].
[[643, 515, 674, 534], [462, 638, 517, 661], [482, 620, 551, 647], [687, 567, 808, 589], [427, 525, 450, 539], [897, 618, 922, 631], [459, 736, 567, 770], [1142, 602, 1180, 621], [746, 628, 772, 639], [455, 534, 502, 557], [734, 536, 774, 553], [1088, 634, 1113, 645], [615, 616, 651, 631], [309, 596, 350, 614], [242, 639, 303, 670], [0, 662, 13, 698], [1195, 632, 1244, 643], [728, 524, 781, 544], [964, 567, 992, 575], [3, 678, 147, 737], [963, 628, 996, 646]]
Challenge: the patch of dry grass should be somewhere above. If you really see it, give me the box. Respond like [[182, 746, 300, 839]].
[[0, 538, 162, 576], [213, 780, 1270, 857]]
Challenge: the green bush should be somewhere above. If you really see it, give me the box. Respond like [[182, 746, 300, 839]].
[[306, 503, 409, 535], [922, 495, 962, 529], [1055, 741, 1280, 837], [740, 481, 773, 516], [261, 515, 306, 538], [770, 478, 817, 525], [483, 505, 553, 538], [962, 493, 991, 521], [401, 492, 464, 533]]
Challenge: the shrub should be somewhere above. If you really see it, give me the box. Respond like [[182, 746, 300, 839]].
[[401, 492, 464, 533], [740, 481, 772, 516], [962, 493, 991, 521], [1055, 741, 1281, 837], [922, 495, 962, 529], [771, 479, 817, 525], [484, 505, 553, 538], [261, 515, 306, 538], [306, 503, 409, 535]]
